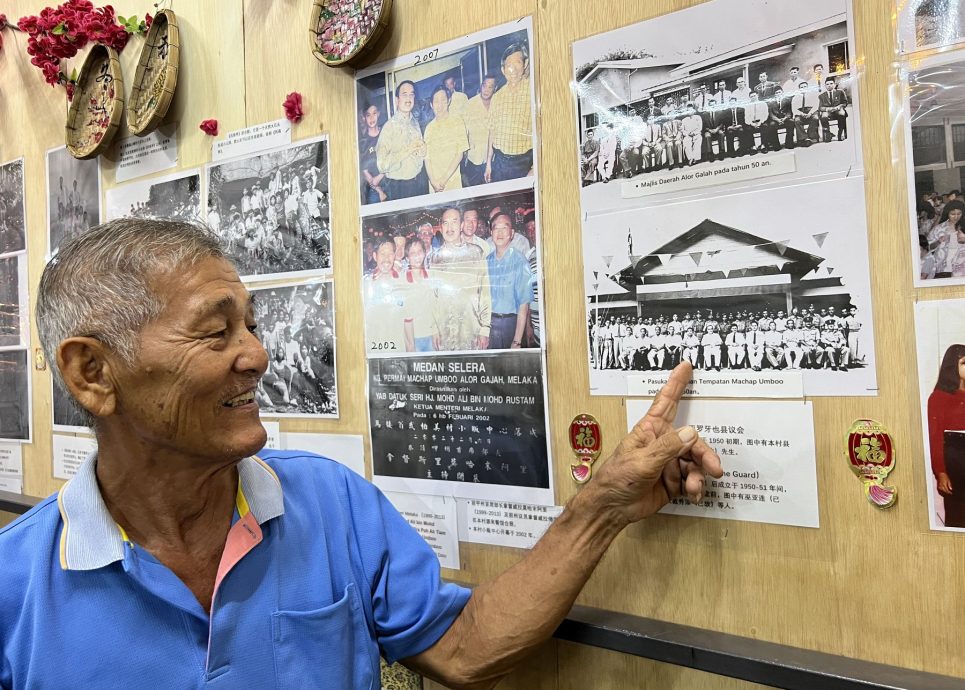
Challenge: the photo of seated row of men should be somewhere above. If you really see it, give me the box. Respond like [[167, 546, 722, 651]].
[[590, 306, 863, 372], [582, 65, 850, 183], [364, 202, 539, 353], [358, 41, 534, 204]]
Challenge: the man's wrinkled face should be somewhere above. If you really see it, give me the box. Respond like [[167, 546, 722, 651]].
[[110, 257, 269, 463], [480, 77, 497, 100]]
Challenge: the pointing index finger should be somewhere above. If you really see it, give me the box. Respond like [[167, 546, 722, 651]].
[[638, 361, 692, 430]]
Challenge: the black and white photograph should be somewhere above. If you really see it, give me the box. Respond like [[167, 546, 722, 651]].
[[249, 279, 338, 418], [0, 350, 30, 442], [361, 187, 540, 356], [355, 18, 535, 207], [898, 0, 965, 53], [0, 256, 26, 349], [915, 297, 965, 532], [0, 158, 26, 256], [572, 0, 861, 214], [52, 381, 89, 433], [105, 168, 202, 223], [46, 145, 101, 256], [585, 175, 876, 397], [369, 351, 554, 505], [902, 50, 965, 287], [205, 135, 331, 282]]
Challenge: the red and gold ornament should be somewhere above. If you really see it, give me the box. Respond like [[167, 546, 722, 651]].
[[846, 419, 897, 509], [569, 414, 602, 484]]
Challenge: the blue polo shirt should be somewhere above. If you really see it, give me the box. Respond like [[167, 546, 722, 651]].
[[0, 450, 470, 689], [486, 247, 533, 315]]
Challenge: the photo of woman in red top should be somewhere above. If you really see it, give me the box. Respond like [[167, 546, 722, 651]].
[[927, 343, 965, 528]]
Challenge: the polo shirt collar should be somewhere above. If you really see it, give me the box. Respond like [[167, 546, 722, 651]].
[[57, 453, 285, 571]]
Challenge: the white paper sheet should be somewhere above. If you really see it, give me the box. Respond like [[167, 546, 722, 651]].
[[0, 476, 23, 493], [115, 129, 178, 182], [282, 432, 365, 477], [384, 491, 460, 569], [211, 119, 293, 162], [456, 498, 562, 548], [627, 399, 819, 527], [260, 421, 281, 450], [52, 434, 97, 480], [0, 442, 23, 475]]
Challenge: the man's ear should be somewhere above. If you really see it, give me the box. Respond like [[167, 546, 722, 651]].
[[56, 337, 119, 419]]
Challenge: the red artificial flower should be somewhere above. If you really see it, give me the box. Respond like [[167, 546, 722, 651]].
[[65, 81, 75, 101], [199, 119, 218, 136], [0, 13, 7, 28], [144, 13, 152, 30], [283, 92, 304, 124]]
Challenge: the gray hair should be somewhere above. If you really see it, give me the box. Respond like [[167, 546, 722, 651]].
[[37, 218, 228, 427]]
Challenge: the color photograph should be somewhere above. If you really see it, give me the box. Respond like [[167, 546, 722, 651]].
[[355, 18, 535, 207]]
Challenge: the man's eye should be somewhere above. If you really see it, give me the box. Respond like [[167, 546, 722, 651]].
[[248, 324, 258, 333], [209, 330, 228, 339]]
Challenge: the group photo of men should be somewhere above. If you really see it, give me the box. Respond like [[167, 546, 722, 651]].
[[581, 65, 851, 185], [356, 28, 534, 205], [0, 257, 23, 348], [106, 171, 202, 225], [362, 190, 540, 354], [250, 282, 337, 417], [590, 304, 864, 373], [46, 146, 100, 256], [0, 160, 25, 256], [206, 138, 331, 279]]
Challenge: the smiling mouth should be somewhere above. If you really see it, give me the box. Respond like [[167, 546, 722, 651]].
[[224, 391, 255, 408]]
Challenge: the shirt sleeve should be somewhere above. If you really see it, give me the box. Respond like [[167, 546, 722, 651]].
[[928, 391, 948, 476], [515, 256, 534, 308], [342, 472, 471, 663]]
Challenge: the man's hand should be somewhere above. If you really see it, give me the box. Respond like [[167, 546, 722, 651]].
[[583, 361, 723, 526]]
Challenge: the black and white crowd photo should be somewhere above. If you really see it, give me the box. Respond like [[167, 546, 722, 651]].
[[361, 188, 540, 355], [105, 169, 202, 223], [584, 176, 877, 397], [249, 280, 338, 418], [0, 159, 26, 256], [0, 350, 30, 441], [0, 256, 24, 349], [905, 52, 965, 285], [572, 0, 860, 212], [46, 145, 100, 256], [205, 136, 331, 280], [355, 26, 535, 206]]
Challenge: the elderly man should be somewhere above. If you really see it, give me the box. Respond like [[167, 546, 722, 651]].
[[430, 206, 492, 350], [485, 42, 534, 183], [487, 213, 533, 349], [376, 79, 428, 201], [463, 74, 497, 187], [2, 219, 721, 689]]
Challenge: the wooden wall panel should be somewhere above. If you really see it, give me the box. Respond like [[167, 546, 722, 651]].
[[1, 0, 961, 686]]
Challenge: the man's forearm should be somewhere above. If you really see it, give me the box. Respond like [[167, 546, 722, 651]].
[[407, 487, 626, 688]]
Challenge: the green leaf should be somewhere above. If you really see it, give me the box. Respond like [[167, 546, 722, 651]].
[[51, 22, 66, 35], [69, 67, 78, 82]]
